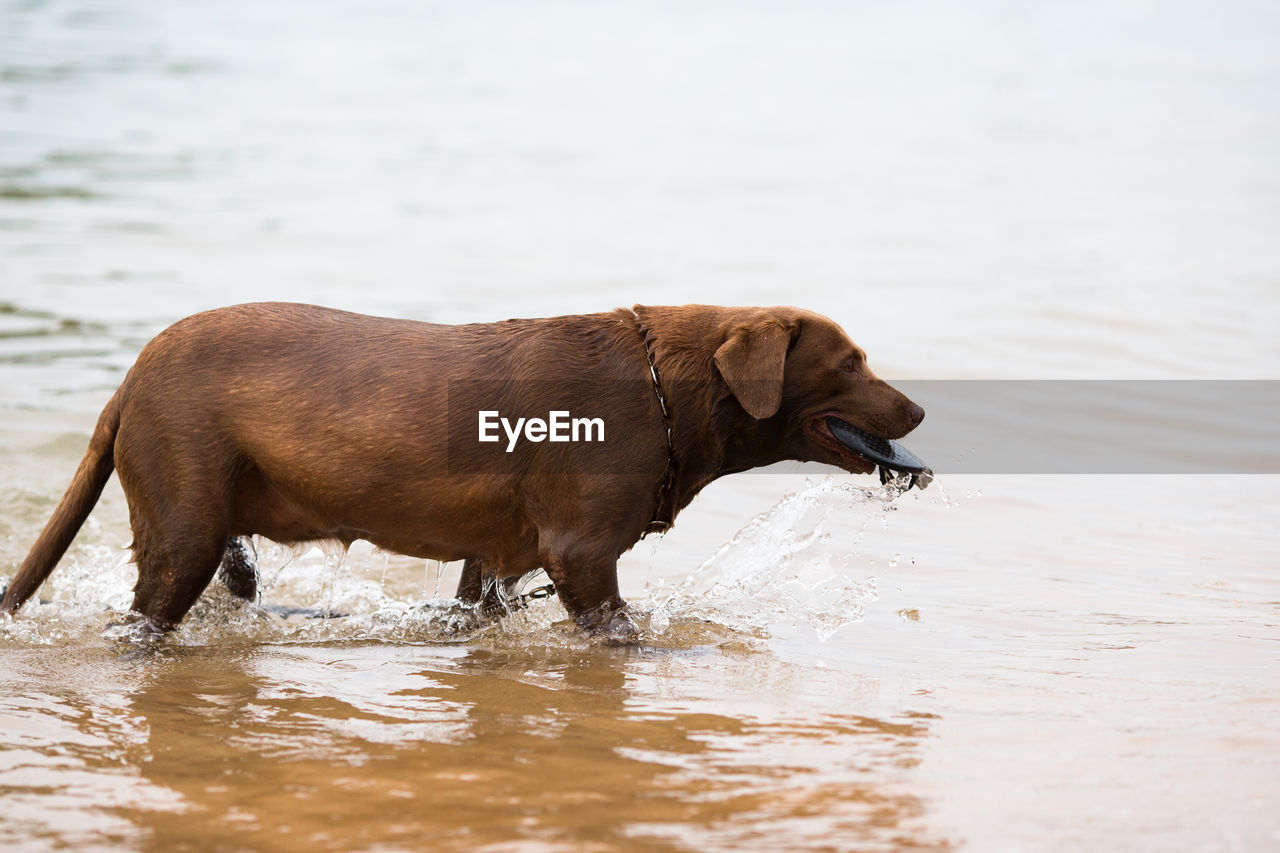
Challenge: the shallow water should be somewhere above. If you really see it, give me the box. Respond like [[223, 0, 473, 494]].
[[2, 0, 1279, 850]]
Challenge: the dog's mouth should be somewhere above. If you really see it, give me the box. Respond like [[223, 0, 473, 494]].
[[807, 415, 877, 474], [806, 415, 933, 490]]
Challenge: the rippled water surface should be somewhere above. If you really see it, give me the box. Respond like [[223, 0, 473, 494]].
[[2, 0, 1279, 850]]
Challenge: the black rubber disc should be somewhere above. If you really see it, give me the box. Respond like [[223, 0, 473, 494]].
[[826, 416, 931, 475]]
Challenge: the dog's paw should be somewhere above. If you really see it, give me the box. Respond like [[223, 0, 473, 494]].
[[102, 613, 170, 659], [577, 604, 641, 645]]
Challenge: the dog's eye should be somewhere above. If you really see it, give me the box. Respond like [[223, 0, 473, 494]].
[[841, 359, 856, 373]]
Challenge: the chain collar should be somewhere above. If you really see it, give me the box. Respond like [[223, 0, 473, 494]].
[[626, 308, 676, 536]]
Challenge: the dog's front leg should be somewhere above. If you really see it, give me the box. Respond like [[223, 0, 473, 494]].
[[455, 558, 485, 604], [540, 546, 637, 642], [455, 557, 524, 617]]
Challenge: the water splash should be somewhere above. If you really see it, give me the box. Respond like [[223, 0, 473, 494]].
[[646, 477, 902, 640], [2, 477, 912, 649], [0, 543, 134, 647]]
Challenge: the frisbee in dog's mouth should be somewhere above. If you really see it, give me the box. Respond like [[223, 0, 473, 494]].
[[825, 416, 933, 490]]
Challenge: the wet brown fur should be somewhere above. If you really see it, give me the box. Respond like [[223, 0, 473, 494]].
[[0, 302, 923, 636]]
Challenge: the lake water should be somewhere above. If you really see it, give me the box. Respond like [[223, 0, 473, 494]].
[[1, 0, 1278, 850]]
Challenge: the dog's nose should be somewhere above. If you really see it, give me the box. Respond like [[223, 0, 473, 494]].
[[906, 402, 925, 428]]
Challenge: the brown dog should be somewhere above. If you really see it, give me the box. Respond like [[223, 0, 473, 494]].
[[0, 303, 923, 637]]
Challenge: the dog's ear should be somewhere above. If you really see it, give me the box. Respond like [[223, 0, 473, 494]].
[[714, 321, 791, 419]]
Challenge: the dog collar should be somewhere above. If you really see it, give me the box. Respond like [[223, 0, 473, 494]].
[[627, 308, 677, 536]]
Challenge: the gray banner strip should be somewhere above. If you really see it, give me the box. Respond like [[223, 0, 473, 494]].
[[893, 381, 1279, 474], [439, 379, 1278, 476]]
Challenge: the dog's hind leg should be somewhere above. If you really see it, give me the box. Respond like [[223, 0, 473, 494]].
[[217, 537, 258, 602], [129, 522, 228, 631], [121, 473, 235, 632]]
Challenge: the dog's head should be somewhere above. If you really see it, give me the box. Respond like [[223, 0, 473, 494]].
[[712, 308, 924, 475]]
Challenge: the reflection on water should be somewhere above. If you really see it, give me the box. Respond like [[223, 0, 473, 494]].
[[0, 478, 945, 850], [2, 644, 942, 851]]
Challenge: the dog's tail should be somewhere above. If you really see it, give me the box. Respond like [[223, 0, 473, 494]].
[[1, 389, 122, 615]]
